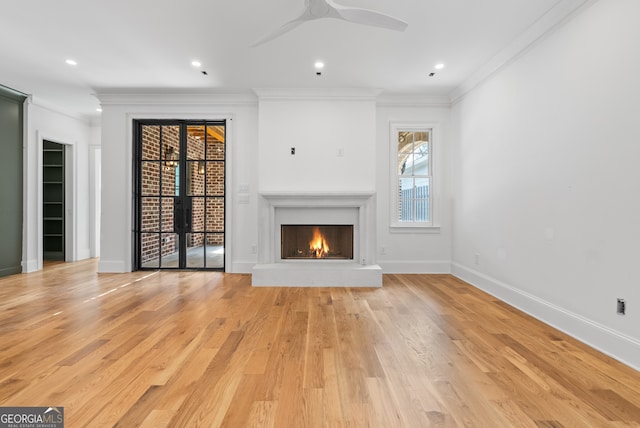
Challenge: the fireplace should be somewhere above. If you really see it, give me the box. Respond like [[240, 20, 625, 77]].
[[252, 192, 382, 287], [281, 225, 354, 260]]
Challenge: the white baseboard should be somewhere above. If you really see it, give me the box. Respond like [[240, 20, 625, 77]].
[[451, 262, 640, 371], [230, 261, 257, 273], [22, 259, 40, 273], [98, 260, 129, 273], [379, 260, 452, 274], [77, 248, 92, 260]]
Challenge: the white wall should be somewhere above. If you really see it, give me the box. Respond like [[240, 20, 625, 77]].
[[257, 91, 377, 192], [97, 90, 452, 275], [450, 0, 640, 369], [376, 101, 452, 273], [22, 99, 95, 272], [97, 94, 259, 273]]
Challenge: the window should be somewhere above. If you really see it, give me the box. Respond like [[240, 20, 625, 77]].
[[390, 123, 434, 228]]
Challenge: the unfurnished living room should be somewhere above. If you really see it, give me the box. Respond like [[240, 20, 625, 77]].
[[1, 0, 639, 426]]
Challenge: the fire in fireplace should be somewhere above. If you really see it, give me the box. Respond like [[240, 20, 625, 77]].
[[281, 225, 354, 260]]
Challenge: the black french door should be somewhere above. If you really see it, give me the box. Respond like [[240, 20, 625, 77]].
[[134, 120, 226, 270]]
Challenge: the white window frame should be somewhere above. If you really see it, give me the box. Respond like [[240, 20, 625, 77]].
[[389, 122, 439, 230]]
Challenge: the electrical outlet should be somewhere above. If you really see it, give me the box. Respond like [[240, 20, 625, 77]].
[[474, 253, 480, 266], [290, 147, 295, 155], [617, 298, 626, 315]]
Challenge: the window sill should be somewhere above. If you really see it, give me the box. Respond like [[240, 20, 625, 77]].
[[390, 224, 441, 234]]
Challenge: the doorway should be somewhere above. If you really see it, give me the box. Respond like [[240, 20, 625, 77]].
[[134, 120, 226, 270], [43, 141, 65, 261]]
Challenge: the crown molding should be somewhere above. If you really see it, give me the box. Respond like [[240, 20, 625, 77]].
[[94, 92, 258, 106], [253, 87, 383, 101], [27, 95, 94, 123], [376, 94, 451, 108], [0, 83, 28, 101], [450, 0, 601, 104]]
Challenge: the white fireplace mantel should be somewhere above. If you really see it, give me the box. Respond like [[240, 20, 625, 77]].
[[252, 191, 382, 287]]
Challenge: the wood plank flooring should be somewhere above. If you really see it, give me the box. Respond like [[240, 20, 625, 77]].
[[0, 259, 639, 427]]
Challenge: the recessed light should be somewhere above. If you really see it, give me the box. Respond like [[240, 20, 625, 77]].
[[435, 63, 445, 70], [96, 107, 102, 112], [314, 61, 325, 69], [65, 59, 77, 66], [191, 60, 202, 68]]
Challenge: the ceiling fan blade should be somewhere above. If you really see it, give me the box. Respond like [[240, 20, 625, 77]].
[[329, 1, 408, 32], [251, 18, 307, 47]]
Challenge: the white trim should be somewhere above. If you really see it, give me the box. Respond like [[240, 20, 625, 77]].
[[37, 134, 78, 264], [389, 225, 441, 234], [452, 262, 640, 371], [98, 260, 129, 273], [95, 92, 256, 106], [231, 261, 256, 273], [379, 260, 451, 274], [89, 145, 101, 258], [22, 259, 39, 272], [376, 94, 451, 108], [253, 87, 382, 101], [257, 191, 376, 265], [65, 143, 76, 261]]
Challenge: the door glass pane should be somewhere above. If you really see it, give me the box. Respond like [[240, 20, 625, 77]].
[[191, 197, 205, 232], [141, 162, 160, 195], [186, 232, 205, 268], [162, 125, 180, 196], [206, 198, 224, 232], [161, 165, 179, 196], [161, 198, 175, 232], [160, 233, 179, 268], [141, 233, 160, 268], [186, 161, 205, 196], [141, 198, 160, 231], [141, 125, 160, 160], [206, 233, 224, 268], [206, 162, 224, 196], [186, 125, 205, 160], [206, 125, 225, 160]]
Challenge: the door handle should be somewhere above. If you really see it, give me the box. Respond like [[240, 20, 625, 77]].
[[173, 199, 192, 233], [184, 198, 192, 233], [174, 200, 183, 233], [185, 207, 192, 233]]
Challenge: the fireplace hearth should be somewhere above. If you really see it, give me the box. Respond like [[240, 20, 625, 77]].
[[281, 225, 353, 260]]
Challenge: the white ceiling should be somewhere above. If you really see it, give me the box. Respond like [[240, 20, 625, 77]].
[[0, 0, 574, 121]]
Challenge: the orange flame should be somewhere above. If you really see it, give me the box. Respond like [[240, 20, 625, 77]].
[[309, 227, 330, 258]]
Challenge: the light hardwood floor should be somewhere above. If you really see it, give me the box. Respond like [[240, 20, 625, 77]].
[[0, 260, 639, 427]]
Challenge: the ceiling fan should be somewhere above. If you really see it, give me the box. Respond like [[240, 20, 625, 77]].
[[251, 0, 408, 47]]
